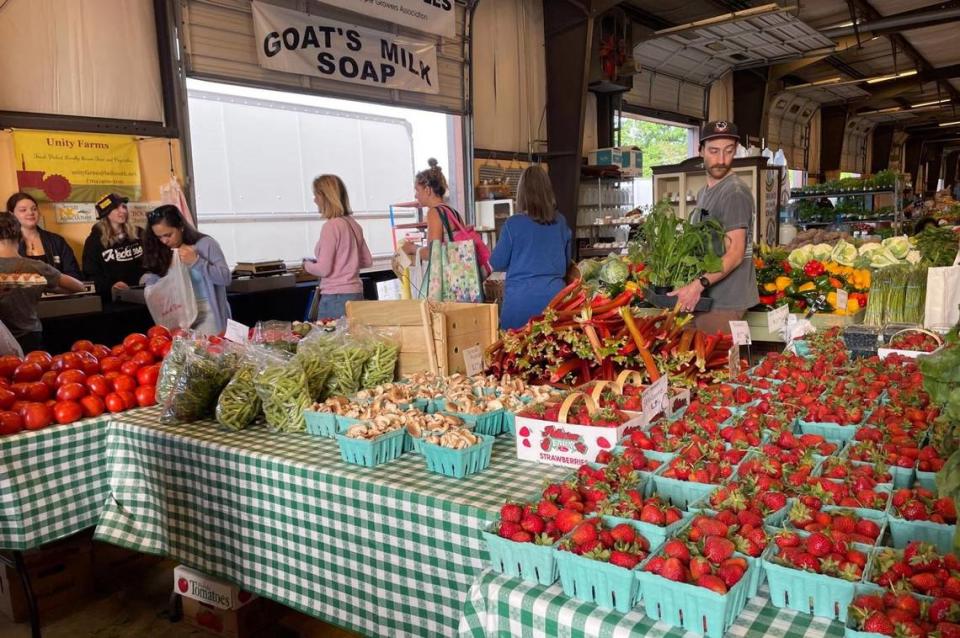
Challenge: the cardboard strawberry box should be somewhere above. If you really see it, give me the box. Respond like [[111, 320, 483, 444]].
[[515, 392, 642, 467], [181, 596, 274, 638], [173, 565, 257, 610]]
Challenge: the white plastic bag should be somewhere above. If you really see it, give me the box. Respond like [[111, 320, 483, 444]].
[[144, 250, 198, 330], [924, 265, 960, 330], [0, 320, 22, 357]]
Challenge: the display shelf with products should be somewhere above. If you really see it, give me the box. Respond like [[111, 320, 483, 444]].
[[576, 174, 639, 257], [787, 176, 903, 233]]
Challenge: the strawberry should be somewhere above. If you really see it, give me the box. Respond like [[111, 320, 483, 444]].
[[696, 574, 728, 594], [702, 536, 735, 564], [500, 502, 523, 523], [610, 523, 636, 545], [805, 532, 833, 558], [609, 550, 640, 569], [689, 556, 712, 581], [639, 503, 665, 526], [510, 530, 533, 543], [774, 531, 801, 549], [861, 611, 895, 635], [570, 520, 598, 546], [659, 557, 686, 582], [663, 539, 691, 563], [928, 598, 960, 624], [717, 562, 745, 588], [937, 622, 960, 638], [537, 499, 560, 519], [520, 513, 545, 535], [499, 521, 522, 539], [909, 572, 938, 594], [854, 518, 881, 540], [555, 509, 584, 534], [892, 592, 921, 619]]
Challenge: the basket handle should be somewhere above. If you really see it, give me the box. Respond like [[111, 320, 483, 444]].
[[587, 380, 616, 402], [558, 392, 598, 424], [889, 327, 943, 347], [614, 370, 645, 394]]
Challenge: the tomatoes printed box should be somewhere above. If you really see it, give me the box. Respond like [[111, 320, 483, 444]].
[[173, 565, 256, 611], [514, 414, 640, 468]]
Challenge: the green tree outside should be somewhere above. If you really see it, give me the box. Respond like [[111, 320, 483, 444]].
[[618, 117, 691, 177]]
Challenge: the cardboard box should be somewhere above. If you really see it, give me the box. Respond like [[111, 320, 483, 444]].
[[515, 414, 640, 467], [587, 147, 643, 175], [173, 565, 256, 611], [0, 536, 93, 623], [181, 595, 274, 638]]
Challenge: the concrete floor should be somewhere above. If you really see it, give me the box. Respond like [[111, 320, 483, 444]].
[[0, 559, 361, 638]]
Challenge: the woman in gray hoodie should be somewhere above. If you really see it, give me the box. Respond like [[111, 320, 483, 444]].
[[141, 205, 232, 335]]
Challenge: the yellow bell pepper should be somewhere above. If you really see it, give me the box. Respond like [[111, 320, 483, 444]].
[[775, 276, 793, 292], [826, 291, 838, 308], [763, 282, 778, 293], [798, 282, 816, 293], [846, 298, 861, 314]]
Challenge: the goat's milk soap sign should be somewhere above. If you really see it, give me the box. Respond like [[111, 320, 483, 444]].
[[252, 1, 439, 95], [316, 0, 455, 38]]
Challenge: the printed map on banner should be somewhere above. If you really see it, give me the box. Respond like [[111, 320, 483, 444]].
[[316, 0, 455, 38], [13, 130, 142, 203], [252, 1, 440, 95]]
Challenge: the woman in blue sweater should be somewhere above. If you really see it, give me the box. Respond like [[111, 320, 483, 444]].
[[490, 166, 572, 330]]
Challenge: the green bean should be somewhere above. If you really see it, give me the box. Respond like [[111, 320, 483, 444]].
[[360, 340, 399, 389], [254, 361, 311, 432], [215, 364, 261, 431], [294, 350, 333, 400], [326, 345, 370, 397], [160, 351, 236, 425], [156, 338, 193, 404]]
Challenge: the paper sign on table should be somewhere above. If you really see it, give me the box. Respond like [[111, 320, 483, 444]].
[[462, 345, 485, 376], [728, 344, 741, 377], [224, 319, 249, 343], [836, 288, 848, 311], [767, 305, 789, 333], [729, 320, 752, 346], [642, 375, 669, 422]]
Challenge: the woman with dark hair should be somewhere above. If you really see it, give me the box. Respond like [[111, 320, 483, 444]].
[[0, 213, 84, 352], [402, 158, 466, 262], [6, 192, 82, 279], [141, 205, 231, 335], [489, 166, 572, 329]]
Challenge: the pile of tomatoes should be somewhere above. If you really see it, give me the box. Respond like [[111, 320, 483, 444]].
[[0, 326, 172, 435]]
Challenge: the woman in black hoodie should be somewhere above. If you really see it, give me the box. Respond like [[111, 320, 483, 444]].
[[82, 193, 145, 302]]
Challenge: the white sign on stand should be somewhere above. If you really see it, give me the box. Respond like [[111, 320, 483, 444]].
[[224, 319, 249, 344], [767, 305, 789, 333], [462, 345, 484, 376], [836, 288, 849, 312], [642, 375, 669, 423], [729, 321, 752, 346]]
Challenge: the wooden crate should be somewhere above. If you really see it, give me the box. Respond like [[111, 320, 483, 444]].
[[0, 535, 93, 623], [345, 300, 499, 377]]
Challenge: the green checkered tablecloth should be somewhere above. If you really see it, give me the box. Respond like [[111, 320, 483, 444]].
[[458, 570, 845, 638], [0, 415, 112, 550], [93, 406, 571, 638]]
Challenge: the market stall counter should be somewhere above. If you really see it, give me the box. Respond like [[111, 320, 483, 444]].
[[93, 408, 570, 638]]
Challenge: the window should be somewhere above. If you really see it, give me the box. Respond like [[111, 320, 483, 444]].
[[185, 79, 463, 267], [618, 114, 698, 207]]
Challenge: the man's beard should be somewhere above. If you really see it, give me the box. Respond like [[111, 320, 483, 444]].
[[708, 164, 731, 178]]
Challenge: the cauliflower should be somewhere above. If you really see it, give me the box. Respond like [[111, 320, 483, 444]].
[[830, 240, 859, 266], [881, 236, 911, 260], [810, 243, 834, 262], [788, 245, 813, 270], [858, 242, 883, 256]]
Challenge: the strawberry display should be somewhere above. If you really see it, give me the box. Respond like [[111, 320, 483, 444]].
[[659, 441, 744, 484], [772, 430, 838, 456], [594, 446, 662, 473], [738, 445, 819, 489], [494, 501, 559, 545], [801, 397, 866, 426], [848, 590, 960, 637], [848, 439, 923, 470], [707, 477, 789, 521], [869, 542, 960, 599], [864, 404, 938, 438], [557, 516, 650, 569], [774, 378, 829, 404], [785, 501, 883, 545], [682, 402, 735, 431], [795, 479, 889, 510], [768, 529, 868, 581], [889, 331, 941, 353], [604, 493, 684, 528], [696, 383, 768, 409], [818, 455, 893, 485], [917, 445, 947, 473], [891, 488, 958, 524]]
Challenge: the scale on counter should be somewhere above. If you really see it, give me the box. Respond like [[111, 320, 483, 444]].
[[233, 260, 287, 278], [230, 260, 295, 293]]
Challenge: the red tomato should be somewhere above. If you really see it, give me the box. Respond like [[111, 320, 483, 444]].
[[0, 410, 23, 435], [77, 351, 100, 375], [110, 345, 126, 357], [0, 378, 8, 388], [49, 354, 67, 373], [92, 345, 111, 359], [131, 350, 155, 367], [24, 382, 51, 402], [24, 351, 52, 371], [23, 403, 53, 430], [71, 340, 95, 353], [125, 340, 147, 356], [12, 401, 28, 416], [0, 387, 14, 410], [104, 393, 126, 413], [53, 401, 83, 425], [86, 375, 111, 398], [104, 371, 121, 382], [60, 352, 83, 371], [112, 374, 137, 393], [134, 385, 156, 407], [118, 390, 137, 410], [0, 355, 21, 379], [120, 360, 141, 377], [123, 333, 148, 349], [40, 370, 59, 390], [13, 362, 43, 382], [147, 326, 170, 340], [99, 357, 123, 374], [56, 369, 87, 387], [136, 365, 160, 387], [10, 384, 28, 400], [56, 383, 87, 402], [79, 395, 105, 418], [149, 336, 172, 358]]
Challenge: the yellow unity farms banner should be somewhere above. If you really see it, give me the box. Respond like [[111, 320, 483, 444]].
[[12, 130, 142, 203]]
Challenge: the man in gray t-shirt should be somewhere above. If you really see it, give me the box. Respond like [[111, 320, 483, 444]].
[[668, 121, 759, 334]]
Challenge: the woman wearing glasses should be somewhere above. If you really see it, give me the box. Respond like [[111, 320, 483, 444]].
[[141, 205, 232, 335]]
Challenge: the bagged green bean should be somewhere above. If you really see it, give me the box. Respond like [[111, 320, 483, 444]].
[[360, 331, 400, 389], [251, 346, 311, 432], [294, 329, 336, 400], [252, 320, 298, 354], [215, 361, 261, 431], [324, 334, 371, 397], [156, 330, 203, 404], [160, 343, 239, 425]]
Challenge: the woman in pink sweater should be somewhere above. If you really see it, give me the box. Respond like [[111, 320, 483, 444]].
[[302, 175, 373, 319]]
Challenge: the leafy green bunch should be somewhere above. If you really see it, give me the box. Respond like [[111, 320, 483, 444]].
[[633, 200, 723, 289]]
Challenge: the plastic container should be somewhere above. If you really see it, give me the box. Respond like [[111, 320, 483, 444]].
[[601, 510, 690, 551], [652, 474, 720, 510], [889, 464, 915, 489], [797, 418, 864, 444], [887, 512, 956, 554], [335, 428, 405, 467], [481, 523, 558, 586], [502, 410, 517, 435], [786, 505, 888, 546], [303, 410, 338, 438], [842, 325, 881, 355], [335, 415, 365, 434], [635, 557, 755, 638], [420, 434, 495, 478], [441, 409, 504, 436], [915, 468, 936, 491], [762, 543, 869, 621], [555, 547, 642, 613]]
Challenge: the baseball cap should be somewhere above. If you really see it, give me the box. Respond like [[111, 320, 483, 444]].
[[95, 193, 129, 219], [700, 121, 740, 144]]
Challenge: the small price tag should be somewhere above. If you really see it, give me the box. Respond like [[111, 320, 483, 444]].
[[728, 344, 741, 377], [224, 319, 249, 344], [642, 375, 669, 422], [669, 388, 691, 416], [767, 304, 789, 333], [462, 345, 485, 376], [836, 288, 848, 312], [729, 320, 752, 346]]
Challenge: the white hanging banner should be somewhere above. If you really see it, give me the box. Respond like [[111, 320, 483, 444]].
[[315, 0, 455, 39], [252, 1, 440, 95]]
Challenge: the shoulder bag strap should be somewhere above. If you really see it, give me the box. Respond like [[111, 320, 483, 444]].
[[435, 206, 455, 242]]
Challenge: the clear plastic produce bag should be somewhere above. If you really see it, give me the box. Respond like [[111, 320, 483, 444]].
[[215, 357, 261, 431], [251, 345, 312, 432], [323, 332, 372, 398], [359, 328, 400, 389], [160, 342, 239, 425], [294, 328, 336, 401]]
